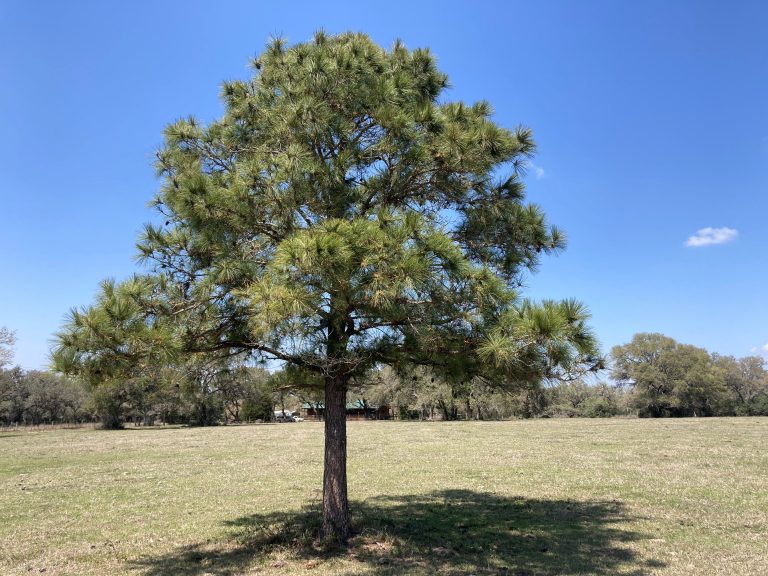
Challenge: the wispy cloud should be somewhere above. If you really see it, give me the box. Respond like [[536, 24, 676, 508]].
[[527, 161, 546, 180], [684, 227, 738, 248], [749, 343, 768, 356]]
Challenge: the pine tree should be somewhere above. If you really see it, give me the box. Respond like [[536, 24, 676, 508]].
[[54, 32, 600, 542]]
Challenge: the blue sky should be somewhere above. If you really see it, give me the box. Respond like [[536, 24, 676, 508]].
[[1, 0, 766, 370]]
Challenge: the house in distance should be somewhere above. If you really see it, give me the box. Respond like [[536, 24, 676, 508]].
[[301, 400, 390, 421]]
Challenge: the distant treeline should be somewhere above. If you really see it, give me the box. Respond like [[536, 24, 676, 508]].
[[1, 332, 766, 428], [0, 368, 89, 426], [0, 365, 277, 428], [362, 367, 633, 420], [0, 364, 631, 426], [357, 333, 768, 420]]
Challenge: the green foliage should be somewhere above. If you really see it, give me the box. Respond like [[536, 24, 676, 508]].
[[53, 32, 599, 393], [611, 333, 768, 417], [52, 277, 178, 389], [87, 381, 130, 429], [51, 32, 602, 539], [239, 395, 272, 422], [238, 368, 277, 422], [365, 366, 628, 420], [0, 367, 26, 424], [544, 381, 628, 418], [0, 368, 88, 426], [713, 354, 768, 416]]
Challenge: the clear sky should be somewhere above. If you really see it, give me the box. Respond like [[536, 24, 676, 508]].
[[1, 0, 766, 370]]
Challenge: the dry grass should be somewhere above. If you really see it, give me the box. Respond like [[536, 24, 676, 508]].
[[1, 418, 766, 575]]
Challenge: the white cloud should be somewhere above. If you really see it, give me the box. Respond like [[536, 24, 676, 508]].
[[749, 343, 768, 356], [526, 161, 546, 180], [684, 227, 738, 248]]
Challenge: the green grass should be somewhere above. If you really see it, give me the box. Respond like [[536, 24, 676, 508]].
[[1, 418, 766, 575]]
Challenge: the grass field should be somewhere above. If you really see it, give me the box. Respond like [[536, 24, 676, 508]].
[[1, 418, 766, 575]]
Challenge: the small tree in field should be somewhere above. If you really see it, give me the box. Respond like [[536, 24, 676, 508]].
[[54, 33, 600, 542]]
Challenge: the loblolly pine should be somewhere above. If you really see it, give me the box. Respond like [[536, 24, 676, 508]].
[[54, 32, 601, 543]]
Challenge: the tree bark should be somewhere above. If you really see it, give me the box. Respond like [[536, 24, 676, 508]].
[[322, 374, 351, 542]]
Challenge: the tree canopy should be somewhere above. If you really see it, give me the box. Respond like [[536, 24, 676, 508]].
[[0, 326, 15, 369], [53, 32, 600, 541], [610, 333, 768, 417]]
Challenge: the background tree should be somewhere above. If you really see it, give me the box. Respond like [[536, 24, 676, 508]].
[[53, 33, 600, 541], [22, 371, 87, 425], [367, 365, 557, 420], [545, 380, 592, 417], [237, 368, 277, 422], [612, 333, 681, 416], [713, 354, 768, 415], [0, 368, 88, 426], [611, 333, 730, 417], [219, 366, 273, 422], [544, 380, 627, 418], [0, 367, 28, 425], [0, 326, 16, 368]]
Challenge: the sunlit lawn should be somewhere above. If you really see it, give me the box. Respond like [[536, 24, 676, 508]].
[[1, 417, 766, 575]]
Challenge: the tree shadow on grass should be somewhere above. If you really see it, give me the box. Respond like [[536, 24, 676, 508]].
[[131, 490, 664, 575]]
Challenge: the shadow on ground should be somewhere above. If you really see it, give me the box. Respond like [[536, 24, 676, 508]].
[[131, 489, 664, 575]]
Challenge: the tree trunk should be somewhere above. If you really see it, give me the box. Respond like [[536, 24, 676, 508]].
[[322, 374, 351, 542]]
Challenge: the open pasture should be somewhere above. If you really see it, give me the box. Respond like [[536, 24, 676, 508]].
[[1, 418, 766, 575]]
